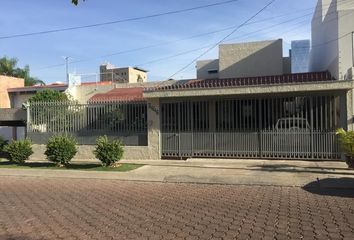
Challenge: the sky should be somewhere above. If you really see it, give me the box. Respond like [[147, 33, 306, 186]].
[[0, 0, 318, 84]]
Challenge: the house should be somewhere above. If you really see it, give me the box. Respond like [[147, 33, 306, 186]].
[[100, 63, 148, 83], [0, 75, 25, 141], [3, 0, 354, 161]]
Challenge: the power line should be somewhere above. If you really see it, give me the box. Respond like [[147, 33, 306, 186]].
[[163, 1, 352, 78], [168, 0, 277, 79], [0, 0, 240, 40], [35, 0, 350, 71]]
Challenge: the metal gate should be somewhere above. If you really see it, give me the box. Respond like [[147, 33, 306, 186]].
[[161, 95, 341, 160]]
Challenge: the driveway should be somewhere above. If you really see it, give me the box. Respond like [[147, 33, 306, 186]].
[[0, 177, 353, 240]]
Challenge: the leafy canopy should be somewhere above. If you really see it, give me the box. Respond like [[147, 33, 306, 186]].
[[28, 89, 68, 103], [0, 56, 44, 86], [72, 0, 84, 5]]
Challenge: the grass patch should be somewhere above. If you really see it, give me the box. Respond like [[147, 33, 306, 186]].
[[0, 159, 143, 172]]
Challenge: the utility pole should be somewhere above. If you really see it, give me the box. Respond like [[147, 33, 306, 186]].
[[64, 56, 69, 84]]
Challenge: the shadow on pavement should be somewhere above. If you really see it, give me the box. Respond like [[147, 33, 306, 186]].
[[251, 164, 354, 175], [302, 178, 354, 198]]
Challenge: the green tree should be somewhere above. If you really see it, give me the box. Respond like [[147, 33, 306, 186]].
[[28, 89, 68, 103], [0, 56, 44, 86], [72, 0, 84, 5]]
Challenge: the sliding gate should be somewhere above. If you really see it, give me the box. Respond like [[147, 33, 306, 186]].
[[161, 95, 341, 160]]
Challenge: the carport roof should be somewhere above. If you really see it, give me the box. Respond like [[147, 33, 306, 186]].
[[145, 72, 334, 92]]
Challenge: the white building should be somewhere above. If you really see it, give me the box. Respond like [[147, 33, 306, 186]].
[[310, 0, 354, 80]]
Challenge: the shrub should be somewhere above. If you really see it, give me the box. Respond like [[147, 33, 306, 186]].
[[336, 128, 354, 169], [45, 135, 77, 166], [94, 136, 124, 167], [0, 136, 8, 153], [3, 139, 33, 164], [336, 128, 354, 156]]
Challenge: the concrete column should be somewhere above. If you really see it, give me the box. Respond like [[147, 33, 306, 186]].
[[12, 127, 17, 140], [147, 98, 161, 160], [340, 89, 354, 130], [347, 89, 354, 131]]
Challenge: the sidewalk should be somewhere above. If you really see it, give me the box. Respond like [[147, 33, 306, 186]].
[[0, 159, 353, 188]]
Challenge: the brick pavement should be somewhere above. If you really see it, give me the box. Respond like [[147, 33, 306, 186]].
[[0, 177, 353, 240]]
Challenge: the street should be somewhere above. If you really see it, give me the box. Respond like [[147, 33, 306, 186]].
[[0, 176, 353, 240]]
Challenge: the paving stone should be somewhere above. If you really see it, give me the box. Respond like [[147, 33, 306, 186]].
[[0, 177, 353, 240]]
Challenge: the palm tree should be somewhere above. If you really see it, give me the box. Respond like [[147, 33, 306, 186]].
[[0, 56, 17, 76], [0, 56, 44, 86]]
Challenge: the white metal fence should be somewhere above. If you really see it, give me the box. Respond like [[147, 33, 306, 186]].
[[161, 95, 341, 160], [27, 100, 147, 145]]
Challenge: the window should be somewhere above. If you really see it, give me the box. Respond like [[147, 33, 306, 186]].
[[207, 69, 218, 74]]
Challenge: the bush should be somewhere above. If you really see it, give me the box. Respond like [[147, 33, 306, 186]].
[[3, 139, 33, 164], [45, 135, 77, 166], [0, 136, 8, 153], [94, 136, 124, 167], [336, 128, 354, 156]]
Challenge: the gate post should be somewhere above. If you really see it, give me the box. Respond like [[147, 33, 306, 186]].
[[340, 89, 353, 131], [209, 100, 216, 156], [25, 101, 31, 139], [147, 98, 161, 160], [258, 99, 262, 158]]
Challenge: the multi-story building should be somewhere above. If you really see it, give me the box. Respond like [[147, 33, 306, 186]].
[[100, 63, 148, 83], [310, 0, 354, 80], [290, 40, 311, 73]]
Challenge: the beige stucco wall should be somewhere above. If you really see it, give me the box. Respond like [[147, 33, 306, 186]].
[[100, 65, 147, 83], [67, 84, 115, 104], [8, 93, 34, 108], [196, 59, 219, 79], [218, 39, 284, 79], [128, 67, 147, 83], [0, 76, 24, 108]]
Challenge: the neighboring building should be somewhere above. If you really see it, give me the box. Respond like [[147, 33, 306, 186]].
[[310, 0, 354, 80], [8, 83, 67, 108], [197, 39, 291, 79], [100, 63, 148, 83], [196, 59, 219, 79], [0, 76, 24, 108], [0, 75, 25, 141], [291, 40, 311, 73]]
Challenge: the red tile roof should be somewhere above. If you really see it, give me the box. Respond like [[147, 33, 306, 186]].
[[146, 72, 334, 92], [89, 87, 145, 103]]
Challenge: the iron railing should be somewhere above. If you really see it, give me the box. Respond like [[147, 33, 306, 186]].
[[27, 100, 147, 145]]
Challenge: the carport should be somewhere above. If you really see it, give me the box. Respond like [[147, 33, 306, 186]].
[[144, 72, 354, 160]]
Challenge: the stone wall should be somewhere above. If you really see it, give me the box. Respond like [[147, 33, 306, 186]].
[[30, 144, 154, 161]]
